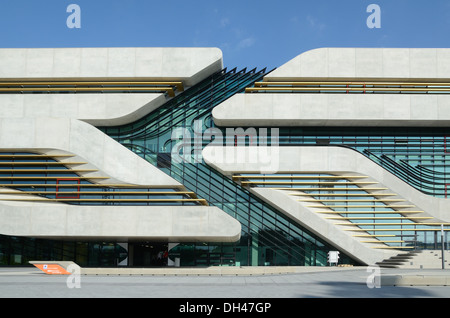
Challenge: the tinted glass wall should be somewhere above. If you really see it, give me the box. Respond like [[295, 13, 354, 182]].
[[100, 68, 360, 267], [0, 235, 127, 267]]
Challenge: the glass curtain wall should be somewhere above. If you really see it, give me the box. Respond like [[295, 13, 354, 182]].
[[0, 235, 127, 267], [274, 127, 450, 197], [100, 68, 359, 266]]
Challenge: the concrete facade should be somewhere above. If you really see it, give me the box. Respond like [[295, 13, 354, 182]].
[[0, 47, 223, 85], [0, 47, 240, 244], [214, 48, 450, 127], [2, 46, 449, 268], [0, 203, 240, 242], [202, 145, 450, 223], [0, 93, 168, 126], [265, 47, 450, 81], [202, 145, 450, 265], [213, 93, 450, 127], [206, 47, 450, 266]]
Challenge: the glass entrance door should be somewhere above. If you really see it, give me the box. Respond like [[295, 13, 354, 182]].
[[132, 242, 168, 267]]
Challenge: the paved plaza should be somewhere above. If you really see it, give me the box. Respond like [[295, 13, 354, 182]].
[[0, 266, 449, 299]]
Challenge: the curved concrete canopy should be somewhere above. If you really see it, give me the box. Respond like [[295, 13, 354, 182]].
[[266, 47, 450, 81], [202, 145, 450, 264], [0, 118, 244, 244], [0, 93, 168, 126], [0, 117, 180, 187], [0, 202, 241, 242], [0, 47, 243, 245], [202, 145, 450, 222], [212, 93, 450, 127], [202, 145, 415, 265], [0, 47, 225, 127], [249, 187, 397, 265], [0, 47, 223, 87]]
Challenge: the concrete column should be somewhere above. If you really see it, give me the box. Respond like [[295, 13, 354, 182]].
[[117, 243, 128, 266], [251, 232, 259, 266], [167, 243, 179, 267]]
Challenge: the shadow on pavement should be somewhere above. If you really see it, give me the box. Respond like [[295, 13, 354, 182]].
[[300, 281, 444, 298]]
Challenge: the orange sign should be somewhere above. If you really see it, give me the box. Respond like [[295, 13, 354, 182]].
[[33, 264, 71, 275]]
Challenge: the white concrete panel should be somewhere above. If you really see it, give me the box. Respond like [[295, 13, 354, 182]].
[[76, 94, 106, 119], [67, 119, 179, 186], [0, 117, 180, 187], [355, 48, 383, 78], [0, 49, 27, 78], [49, 94, 79, 119], [23, 95, 53, 118], [437, 49, 450, 78], [410, 95, 438, 120], [203, 145, 450, 223], [382, 48, 410, 79], [300, 47, 329, 78], [382, 94, 410, 120], [0, 203, 241, 242], [0, 204, 31, 234], [438, 95, 450, 118], [53, 48, 82, 78], [0, 94, 24, 118], [66, 206, 103, 236], [246, 93, 274, 120], [25, 48, 55, 78], [80, 48, 109, 77], [250, 187, 396, 265], [212, 93, 450, 127], [107, 47, 136, 77], [0, 117, 35, 147], [135, 47, 163, 77], [327, 94, 355, 119], [87, 93, 167, 126], [135, 208, 172, 237], [266, 47, 450, 80], [0, 48, 223, 87], [300, 94, 329, 122], [410, 48, 437, 78], [354, 94, 383, 120], [203, 145, 450, 263], [272, 93, 301, 123], [35, 117, 72, 151], [0, 93, 166, 126], [30, 205, 67, 236], [328, 48, 356, 78]]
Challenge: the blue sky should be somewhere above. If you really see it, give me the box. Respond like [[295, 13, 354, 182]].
[[0, 0, 449, 70]]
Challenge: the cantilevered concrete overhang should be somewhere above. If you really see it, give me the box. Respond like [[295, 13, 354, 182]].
[[202, 145, 450, 265], [0, 47, 224, 126], [214, 47, 450, 127], [0, 93, 168, 127], [212, 93, 450, 127], [265, 47, 450, 82], [0, 117, 243, 243], [0, 47, 223, 86], [0, 117, 179, 187], [203, 145, 450, 223], [0, 202, 241, 242]]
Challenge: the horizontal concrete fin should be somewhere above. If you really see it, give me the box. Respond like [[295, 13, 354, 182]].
[[0, 204, 241, 242], [212, 93, 450, 127], [0, 47, 223, 87], [266, 48, 450, 81]]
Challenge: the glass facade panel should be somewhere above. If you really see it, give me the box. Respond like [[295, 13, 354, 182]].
[[7, 68, 450, 268], [96, 68, 360, 267], [0, 235, 126, 267]]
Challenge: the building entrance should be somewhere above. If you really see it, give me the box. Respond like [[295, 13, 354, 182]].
[[131, 242, 168, 267]]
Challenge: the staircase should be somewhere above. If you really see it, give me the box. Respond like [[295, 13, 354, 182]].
[[377, 250, 450, 269]]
